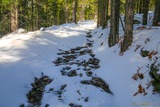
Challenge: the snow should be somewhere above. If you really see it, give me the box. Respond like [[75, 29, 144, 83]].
[[0, 17, 160, 107]]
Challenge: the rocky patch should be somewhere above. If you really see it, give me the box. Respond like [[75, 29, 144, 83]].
[[81, 77, 113, 95], [26, 76, 53, 106]]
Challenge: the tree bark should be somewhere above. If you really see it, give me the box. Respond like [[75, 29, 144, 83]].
[[153, 0, 160, 26], [136, 0, 139, 13], [80, 0, 85, 21], [97, 0, 109, 28], [139, 0, 143, 13], [142, 0, 150, 25], [73, 0, 78, 24], [97, 0, 101, 27], [108, 0, 120, 47], [10, 0, 18, 32], [59, 6, 66, 24], [121, 0, 135, 53]]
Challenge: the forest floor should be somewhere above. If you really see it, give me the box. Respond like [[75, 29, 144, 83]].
[[0, 13, 160, 107]]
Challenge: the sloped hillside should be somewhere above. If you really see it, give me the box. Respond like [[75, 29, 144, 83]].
[[0, 18, 160, 107]]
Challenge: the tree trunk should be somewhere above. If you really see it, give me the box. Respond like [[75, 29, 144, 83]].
[[136, 0, 139, 13], [139, 0, 143, 13], [105, 0, 109, 27], [73, 0, 78, 24], [108, 0, 120, 47], [59, 6, 66, 24], [31, 0, 34, 31], [101, 0, 109, 29], [80, 0, 85, 21], [97, 0, 109, 29], [142, 0, 150, 25], [153, 0, 160, 26], [53, 2, 58, 25], [97, 0, 101, 27], [121, 0, 135, 53], [10, 1, 18, 32]]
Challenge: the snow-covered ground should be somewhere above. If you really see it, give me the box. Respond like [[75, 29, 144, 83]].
[[0, 17, 160, 107]]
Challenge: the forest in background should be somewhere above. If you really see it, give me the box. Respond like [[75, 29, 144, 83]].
[[0, 0, 158, 37], [0, 0, 97, 36], [0, 1, 160, 106]]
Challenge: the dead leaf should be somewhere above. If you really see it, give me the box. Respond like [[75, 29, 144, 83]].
[[138, 73, 144, 79], [148, 51, 157, 59], [133, 84, 146, 96], [132, 73, 138, 80]]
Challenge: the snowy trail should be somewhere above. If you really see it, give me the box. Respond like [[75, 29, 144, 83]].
[[0, 20, 160, 107]]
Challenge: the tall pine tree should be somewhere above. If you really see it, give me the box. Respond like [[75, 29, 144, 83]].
[[121, 0, 135, 53]]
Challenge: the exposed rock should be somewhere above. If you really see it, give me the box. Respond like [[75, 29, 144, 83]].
[[60, 84, 67, 90], [61, 70, 67, 76], [79, 73, 83, 77], [86, 34, 92, 38], [89, 53, 95, 57], [69, 103, 82, 107], [86, 71, 93, 77], [45, 104, 49, 107], [57, 90, 63, 94], [140, 48, 149, 57], [49, 88, 54, 91], [84, 97, 89, 102], [65, 66, 72, 70], [86, 31, 91, 35], [19, 104, 25, 107], [67, 70, 78, 77], [85, 42, 93, 47], [87, 39, 94, 43], [80, 77, 113, 95], [26, 76, 53, 106]]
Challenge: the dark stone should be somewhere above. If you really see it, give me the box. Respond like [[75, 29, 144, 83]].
[[65, 66, 71, 70], [49, 88, 54, 91], [67, 70, 78, 77], [140, 49, 149, 57], [57, 53, 62, 55], [80, 77, 113, 95], [87, 39, 94, 43], [26, 76, 53, 106], [86, 71, 93, 77], [85, 42, 93, 47], [86, 34, 92, 38], [45, 104, 49, 107], [19, 104, 25, 107], [69, 103, 74, 107], [77, 68, 81, 70], [86, 32, 91, 35], [60, 84, 67, 90], [80, 80, 91, 84], [89, 54, 95, 57], [84, 97, 89, 102], [79, 73, 83, 77], [61, 70, 67, 76], [68, 103, 82, 107], [58, 95, 62, 98], [57, 90, 63, 95]]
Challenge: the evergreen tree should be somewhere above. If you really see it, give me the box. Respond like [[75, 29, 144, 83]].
[[73, 0, 78, 24], [97, 0, 109, 29], [108, 0, 120, 47], [142, 0, 150, 25], [153, 0, 160, 26], [121, 0, 135, 53], [0, 0, 97, 36]]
